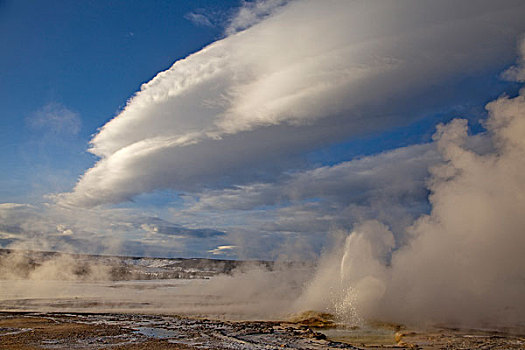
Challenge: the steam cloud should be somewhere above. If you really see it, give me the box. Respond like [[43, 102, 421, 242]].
[[297, 86, 525, 327]]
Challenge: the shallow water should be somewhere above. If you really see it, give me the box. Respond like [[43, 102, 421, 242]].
[[0, 279, 212, 314], [317, 326, 397, 346], [134, 326, 181, 339]]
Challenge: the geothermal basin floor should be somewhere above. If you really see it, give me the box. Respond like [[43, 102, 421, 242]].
[[0, 312, 524, 350]]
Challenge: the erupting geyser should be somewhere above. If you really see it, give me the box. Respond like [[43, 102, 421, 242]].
[[297, 84, 525, 327]]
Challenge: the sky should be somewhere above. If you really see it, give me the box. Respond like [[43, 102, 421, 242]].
[[1, 0, 525, 259]]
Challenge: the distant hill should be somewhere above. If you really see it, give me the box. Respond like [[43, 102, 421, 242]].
[[0, 248, 275, 281]]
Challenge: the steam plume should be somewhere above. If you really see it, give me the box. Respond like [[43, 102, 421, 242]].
[[297, 87, 525, 327]]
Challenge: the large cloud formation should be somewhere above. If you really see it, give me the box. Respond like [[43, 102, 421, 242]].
[[60, 0, 525, 207]]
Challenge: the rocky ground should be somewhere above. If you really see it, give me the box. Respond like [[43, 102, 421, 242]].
[[0, 312, 524, 350], [0, 312, 354, 350]]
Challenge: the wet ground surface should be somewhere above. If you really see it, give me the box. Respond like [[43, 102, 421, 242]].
[[318, 325, 525, 349], [1, 312, 524, 350], [0, 312, 357, 349]]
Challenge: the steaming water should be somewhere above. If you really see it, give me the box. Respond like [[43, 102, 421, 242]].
[[335, 240, 362, 326], [0, 279, 229, 316], [0, 277, 404, 347], [0, 276, 301, 321]]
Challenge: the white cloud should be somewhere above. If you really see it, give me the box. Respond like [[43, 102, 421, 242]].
[[178, 136, 489, 239], [0, 202, 230, 258], [502, 35, 525, 82], [193, 143, 438, 211], [60, 0, 525, 207], [168, 142, 441, 253], [0, 203, 34, 210], [184, 12, 214, 28], [208, 245, 238, 255], [27, 102, 81, 135], [225, 0, 288, 35]]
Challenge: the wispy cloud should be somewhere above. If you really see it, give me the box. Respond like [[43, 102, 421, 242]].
[[0, 202, 230, 258], [208, 245, 237, 256], [184, 12, 214, 28], [170, 142, 441, 256], [502, 35, 525, 82], [225, 0, 288, 35], [26, 102, 81, 136]]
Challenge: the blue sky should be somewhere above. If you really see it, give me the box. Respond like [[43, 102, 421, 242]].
[[1, 0, 237, 201], [1, 0, 525, 259]]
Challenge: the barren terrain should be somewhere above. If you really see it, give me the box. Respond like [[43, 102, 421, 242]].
[[1, 312, 524, 349]]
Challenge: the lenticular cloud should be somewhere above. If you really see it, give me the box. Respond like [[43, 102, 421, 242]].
[[60, 0, 525, 207]]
